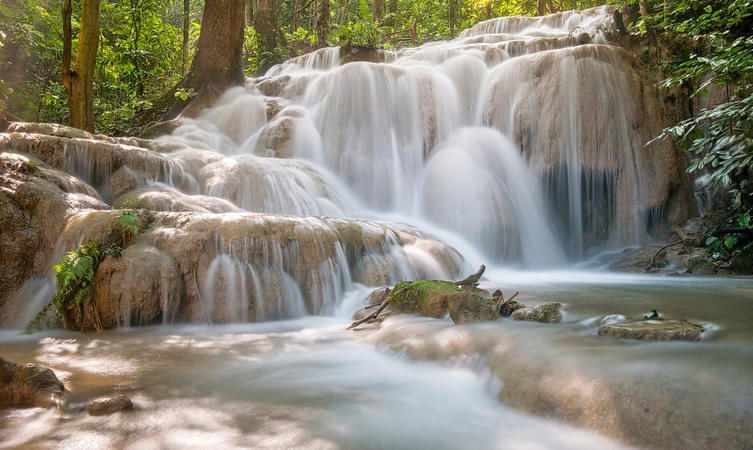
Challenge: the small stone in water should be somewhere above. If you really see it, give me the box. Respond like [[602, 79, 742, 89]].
[[86, 395, 134, 416]]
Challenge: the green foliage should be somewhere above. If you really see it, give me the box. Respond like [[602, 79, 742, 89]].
[[114, 210, 143, 236], [658, 93, 753, 209], [174, 87, 196, 101], [333, 21, 383, 47], [704, 211, 752, 264], [26, 211, 145, 332], [648, 0, 753, 212], [115, 197, 141, 209]]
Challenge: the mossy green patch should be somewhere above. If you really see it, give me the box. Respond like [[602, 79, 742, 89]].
[[388, 280, 459, 316]]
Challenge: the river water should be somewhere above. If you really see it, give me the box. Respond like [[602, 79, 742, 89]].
[[2, 275, 752, 449], [2, 5, 753, 449]]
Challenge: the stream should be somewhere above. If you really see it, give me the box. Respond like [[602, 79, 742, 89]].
[[2, 274, 752, 449]]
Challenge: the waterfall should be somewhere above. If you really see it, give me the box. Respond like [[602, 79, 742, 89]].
[[2, 6, 688, 326], [164, 4, 677, 265]]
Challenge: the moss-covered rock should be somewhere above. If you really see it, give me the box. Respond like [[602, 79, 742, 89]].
[[388, 281, 500, 323], [388, 280, 460, 318]]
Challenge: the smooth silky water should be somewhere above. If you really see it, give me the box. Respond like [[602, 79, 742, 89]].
[[2, 6, 753, 449]]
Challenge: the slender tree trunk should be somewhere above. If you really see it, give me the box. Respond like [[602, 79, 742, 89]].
[[255, 0, 277, 53], [373, 0, 384, 22], [61, 0, 100, 131], [182, 0, 189, 75], [316, 0, 329, 47], [449, 0, 456, 35], [639, 0, 649, 18], [341, 0, 349, 25], [537, 0, 546, 16], [293, 0, 300, 30], [485, 1, 493, 20]]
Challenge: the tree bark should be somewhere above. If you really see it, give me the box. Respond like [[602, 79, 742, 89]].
[[182, 0, 189, 75], [639, 0, 649, 18], [316, 0, 329, 47], [255, 0, 278, 55], [373, 0, 385, 22], [62, 0, 100, 132], [537, 0, 546, 16], [449, 0, 457, 35], [168, 0, 246, 118]]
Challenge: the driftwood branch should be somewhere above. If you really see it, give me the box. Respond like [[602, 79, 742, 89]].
[[454, 264, 485, 287], [348, 299, 390, 330], [648, 239, 688, 269]]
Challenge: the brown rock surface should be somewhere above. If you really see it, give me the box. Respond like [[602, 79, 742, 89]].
[[86, 394, 134, 416], [598, 319, 705, 341], [0, 357, 65, 408], [511, 302, 562, 323]]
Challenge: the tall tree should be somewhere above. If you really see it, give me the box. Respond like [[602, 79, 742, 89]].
[[164, 0, 245, 118], [61, 0, 100, 131], [182, 0, 189, 75], [316, 0, 329, 47], [373, 0, 385, 22], [449, 0, 457, 35]]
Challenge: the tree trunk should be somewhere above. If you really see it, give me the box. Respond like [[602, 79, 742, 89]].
[[449, 0, 456, 35], [182, 0, 189, 75], [373, 0, 385, 22], [61, 0, 100, 132], [316, 0, 329, 48], [293, 0, 301, 30], [639, 0, 649, 18], [485, 1, 493, 20], [255, 0, 278, 54], [537, 0, 546, 16], [170, 0, 245, 117]]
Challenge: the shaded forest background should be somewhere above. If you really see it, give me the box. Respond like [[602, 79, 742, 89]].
[[1, 0, 633, 134]]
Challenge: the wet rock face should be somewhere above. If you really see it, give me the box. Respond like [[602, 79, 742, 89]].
[[598, 319, 705, 341], [447, 288, 500, 325], [0, 152, 107, 310], [0, 357, 65, 408], [86, 395, 134, 416], [511, 302, 562, 323]]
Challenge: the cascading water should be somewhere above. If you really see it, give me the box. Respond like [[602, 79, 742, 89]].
[[0, 5, 689, 326], [163, 4, 685, 271]]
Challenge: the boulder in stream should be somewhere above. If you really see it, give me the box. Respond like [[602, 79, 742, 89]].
[[86, 394, 134, 416], [512, 302, 562, 323], [386, 281, 500, 324], [0, 357, 65, 408], [598, 319, 705, 341]]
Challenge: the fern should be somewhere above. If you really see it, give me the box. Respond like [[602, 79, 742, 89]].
[[114, 211, 142, 236]]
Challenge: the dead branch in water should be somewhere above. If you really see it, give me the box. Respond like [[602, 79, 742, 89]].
[[454, 264, 486, 287], [647, 240, 689, 269], [348, 299, 390, 330]]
